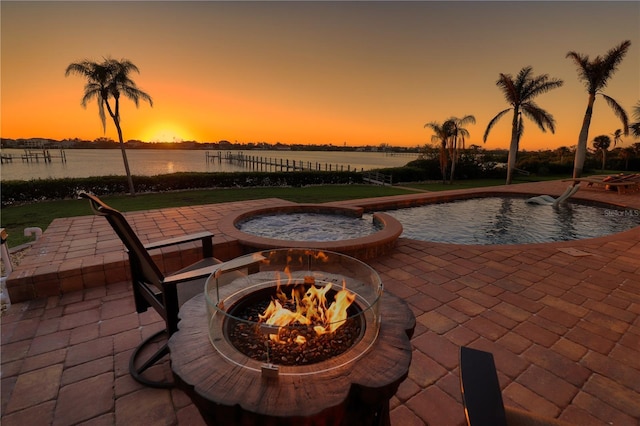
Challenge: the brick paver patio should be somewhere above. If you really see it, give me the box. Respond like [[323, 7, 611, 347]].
[[1, 180, 639, 425]]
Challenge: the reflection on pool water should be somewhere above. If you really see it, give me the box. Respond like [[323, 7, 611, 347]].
[[237, 212, 381, 242], [384, 197, 640, 245]]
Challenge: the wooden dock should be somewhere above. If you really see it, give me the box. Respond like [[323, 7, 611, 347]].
[[207, 151, 359, 172], [0, 153, 13, 164], [362, 171, 393, 186], [384, 151, 419, 158], [20, 148, 67, 163]]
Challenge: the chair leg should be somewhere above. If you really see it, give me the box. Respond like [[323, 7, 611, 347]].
[[129, 329, 174, 388]]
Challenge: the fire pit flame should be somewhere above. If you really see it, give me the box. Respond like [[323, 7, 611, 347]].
[[259, 274, 356, 344]]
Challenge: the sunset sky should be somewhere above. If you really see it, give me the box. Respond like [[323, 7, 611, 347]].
[[1, 1, 638, 150]]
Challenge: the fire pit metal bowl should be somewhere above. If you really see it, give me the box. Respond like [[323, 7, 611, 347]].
[[168, 248, 415, 425], [204, 248, 383, 377]]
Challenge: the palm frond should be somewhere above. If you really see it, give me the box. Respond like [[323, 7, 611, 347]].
[[457, 114, 476, 126], [65, 62, 90, 77], [524, 75, 564, 100], [496, 73, 517, 105], [78, 86, 106, 131], [483, 108, 511, 142], [611, 129, 623, 147], [566, 51, 592, 89], [631, 101, 640, 137], [601, 93, 629, 135], [521, 102, 556, 134], [515, 67, 533, 91], [112, 58, 141, 75], [458, 128, 471, 139], [118, 85, 152, 107], [424, 121, 441, 132], [633, 101, 640, 122], [599, 40, 632, 89]]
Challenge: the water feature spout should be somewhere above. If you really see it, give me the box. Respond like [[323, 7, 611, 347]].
[[525, 184, 580, 206], [24, 227, 43, 240]]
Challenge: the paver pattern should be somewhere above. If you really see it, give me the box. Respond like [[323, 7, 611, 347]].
[[1, 181, 639, 425]]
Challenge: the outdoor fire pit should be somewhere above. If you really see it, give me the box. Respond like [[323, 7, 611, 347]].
[[168, 248, 415, 425]]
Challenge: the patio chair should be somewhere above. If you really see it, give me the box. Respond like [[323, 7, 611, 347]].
[[459, 346, 570, 426], [80, 192, 223, 388], [563, 173, 640, 194]]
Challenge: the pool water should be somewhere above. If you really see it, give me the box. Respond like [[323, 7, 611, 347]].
[[237, 212, 381, 242], [235, 197, 640, 245], [384, 197, 640, 245]]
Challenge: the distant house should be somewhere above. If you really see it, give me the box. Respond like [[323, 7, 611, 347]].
[[60, 139, 80, 148], [274, 143, 291, 151], [218, 140, 233, 150], [126, 140, 146, 148], [0, 138, 20, 148], [180, 141, 199, 149], [25, 139, 52, 149]]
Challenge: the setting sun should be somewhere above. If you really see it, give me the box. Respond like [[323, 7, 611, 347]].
[[144, 124, 192, 143]]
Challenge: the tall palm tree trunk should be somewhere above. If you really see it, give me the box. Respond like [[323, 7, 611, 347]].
[[449, 155, 456, 184], [506, 111, 520, 185], [114, 120, 136, 196], [440, 143, 448, 184], [449, 136, 457, 184], [105, 99, 136, 196], [573, 94, 596, 178]]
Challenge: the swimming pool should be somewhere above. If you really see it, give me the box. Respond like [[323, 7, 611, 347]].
[[383, 196, 640, 245]]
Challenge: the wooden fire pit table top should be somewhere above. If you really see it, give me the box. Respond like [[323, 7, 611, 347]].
[[168, 291, 415, 426]]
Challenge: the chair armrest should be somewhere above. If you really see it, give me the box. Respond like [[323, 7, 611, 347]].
[[164, 253, 266, 285], [459, 346, 508, 426], [144, 231, 213, 250], [163, 262, 225, 285], [145, 231, 213, 258]]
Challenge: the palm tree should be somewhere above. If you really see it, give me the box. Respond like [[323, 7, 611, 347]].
[[631, 101, 640, 138], [483, 66, 563, 184], [611, 129, 623, 147], [566, 40, 631, 178], [592, 135, 611, 170], [66, 58, 153, 195], [443, 115, 476, 183], [424, 121, 449, 184]]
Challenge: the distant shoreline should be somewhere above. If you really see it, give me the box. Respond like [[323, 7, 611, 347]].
[[0, 138, 422, 153]]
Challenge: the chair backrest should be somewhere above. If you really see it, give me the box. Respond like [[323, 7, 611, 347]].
[[459, 346, 508, 426], [80, 192, 164, 287]]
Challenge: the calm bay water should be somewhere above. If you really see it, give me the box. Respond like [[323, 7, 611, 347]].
[[0, 149, 417, 181]]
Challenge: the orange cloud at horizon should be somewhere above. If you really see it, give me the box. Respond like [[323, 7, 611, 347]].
[[2, 1, 638, 151]]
